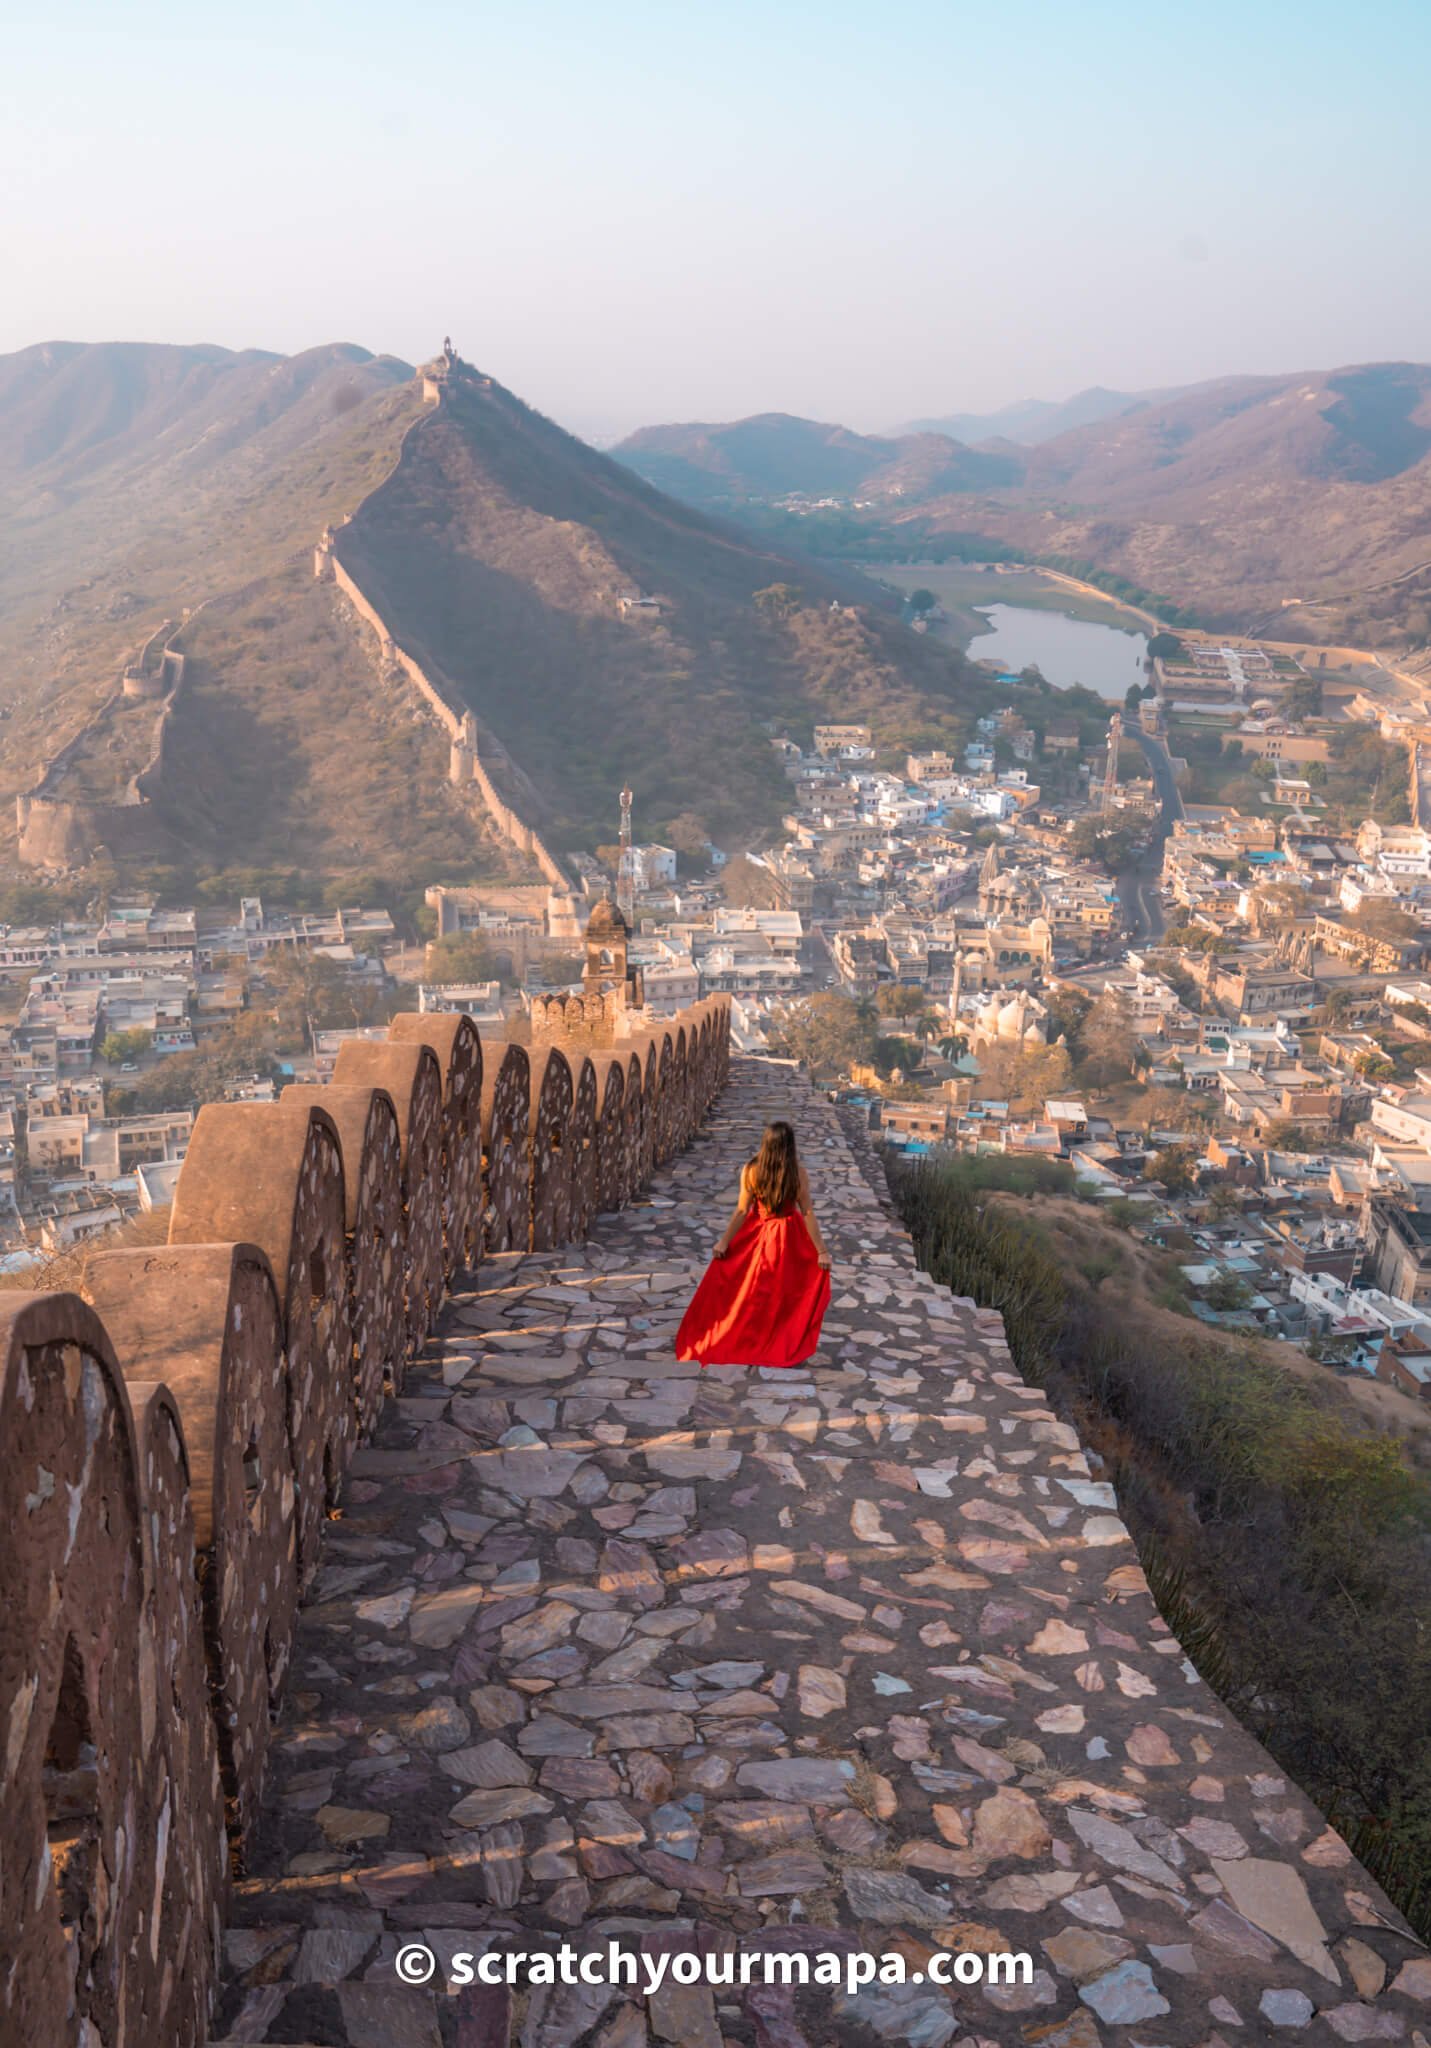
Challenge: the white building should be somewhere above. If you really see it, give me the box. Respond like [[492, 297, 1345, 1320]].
[[418, 981, 506, 1027], [634, 845, 678, 888], [1370, 1095, 1431, 1153], [711, 909, 804, 957]]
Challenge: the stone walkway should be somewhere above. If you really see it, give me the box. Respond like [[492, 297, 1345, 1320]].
[[216, 1059, 1429, 2047]]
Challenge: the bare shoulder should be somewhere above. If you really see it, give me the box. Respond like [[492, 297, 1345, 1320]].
[[737, 1160, 753, 1199]]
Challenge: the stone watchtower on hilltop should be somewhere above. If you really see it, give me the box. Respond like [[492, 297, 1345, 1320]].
[[420, 340, 457, 406], [420, 336, 491, 406]]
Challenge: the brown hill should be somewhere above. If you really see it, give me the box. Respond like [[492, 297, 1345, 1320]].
[[623, 366, 1431, 648], [0, 340, 422, 826], [918, 362, 1431, 641], [0, 344, 1000, 882], [614, 410, 1020, 507], [895, 385, 1168, 446], [334, 366, 996, 847], [144, 571, 513, 896], [1024, 363, 1431, 497]]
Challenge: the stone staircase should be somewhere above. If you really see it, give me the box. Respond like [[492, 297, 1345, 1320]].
[[215, 1058, 1429, 2048]]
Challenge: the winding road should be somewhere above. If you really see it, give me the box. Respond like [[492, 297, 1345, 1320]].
[[1114, 727, 1184, 942]]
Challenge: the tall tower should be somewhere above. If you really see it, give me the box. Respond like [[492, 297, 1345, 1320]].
[[617, 785, 636, 925], [1101, 712, 1123, 814]]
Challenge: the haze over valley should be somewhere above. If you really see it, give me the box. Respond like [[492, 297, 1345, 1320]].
[[616, 361, 1431, 654]]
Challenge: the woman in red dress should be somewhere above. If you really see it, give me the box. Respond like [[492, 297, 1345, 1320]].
[[676, 1120, 832, 1368]]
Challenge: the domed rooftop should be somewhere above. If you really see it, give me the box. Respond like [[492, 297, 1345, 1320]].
[[586, 897, 630, 940]]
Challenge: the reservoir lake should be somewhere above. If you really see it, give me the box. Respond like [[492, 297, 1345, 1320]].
[[968, 602, 1148, 700]]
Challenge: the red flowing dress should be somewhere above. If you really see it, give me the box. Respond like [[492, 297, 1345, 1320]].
[[676, 1184, 831, 1368]]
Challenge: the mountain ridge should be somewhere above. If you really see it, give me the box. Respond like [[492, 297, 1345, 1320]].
[[614, 411, 1020, 507], [894, 383, 1161, 446], [334, 361, 998, 846], [617, 362, 1431, 642], [0, 341, 1002, 879]]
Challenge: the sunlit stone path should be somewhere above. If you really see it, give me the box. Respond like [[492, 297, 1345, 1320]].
[[215, 1059, 1429, 2047]]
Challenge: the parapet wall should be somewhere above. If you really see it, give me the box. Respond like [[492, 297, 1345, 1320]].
[[316, 509, 572, 890], [0, 994, 730, 2048], [16, 623, 189, 867]]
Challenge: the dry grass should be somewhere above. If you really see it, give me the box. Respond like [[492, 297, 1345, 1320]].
[[993, 1190, 1431, 1469], [0, 349, 422, 849], [0, 1204, 171, 1296], [151, 570, 520, 888]]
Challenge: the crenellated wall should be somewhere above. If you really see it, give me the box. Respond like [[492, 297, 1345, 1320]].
[[0, 994, 731, 2048], [315, 506, 573, 891], [16, 622, 191, 866]]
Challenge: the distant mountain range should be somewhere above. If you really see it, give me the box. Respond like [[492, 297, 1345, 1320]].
[[894, 385, 1160, 446], [616, 364, 1431, 642], [0, 340, 999, 875], [613, 413, 1020, 509]]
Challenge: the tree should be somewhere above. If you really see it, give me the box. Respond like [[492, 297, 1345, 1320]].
[[264, 950, 399, 1049], [873, 1034, 924, 1079], [665, 812, 711, 860], [86, 851, 119, 921], [720, 855, 781, 910], [1146, 1142, 1198, 1194], [1205, 1267, 1253, 1311], [768, 993, 875, 1080], [1147, 631, 1185, 661], [976, 1038, 1073, 1111], [1164, 923, 1233, 954], [875, 984, 929, 1021], [1346, 901, 1421, 947], [424, 933, 505, 984], [1043, 987, 1092, 1060], [753, 584, 803, 621], [907, 588, 938, 616], [1070, 816, 1143, 874], [109, 1011, 280, 1114], [1080, 989, 1139, 1086], [99, 1027, 153, 1065], [1285, 675, 1324, 722], [1262, 1119, 1318, 1153], [541, 952, 584, 985], [1250, 882, 1306, 933], [595, 844, 623, 874]]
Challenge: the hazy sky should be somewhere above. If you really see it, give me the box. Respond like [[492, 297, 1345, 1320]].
[[5, 0, 1429, 440]]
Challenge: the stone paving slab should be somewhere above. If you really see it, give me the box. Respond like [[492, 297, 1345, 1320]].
[[215, 1059, 1430, 2047]]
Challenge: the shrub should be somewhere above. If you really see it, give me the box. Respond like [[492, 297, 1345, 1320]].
[[885, 1148, 1431, 1938]]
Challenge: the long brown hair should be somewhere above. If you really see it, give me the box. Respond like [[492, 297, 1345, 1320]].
[[748, 1120, 799, 1213]]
